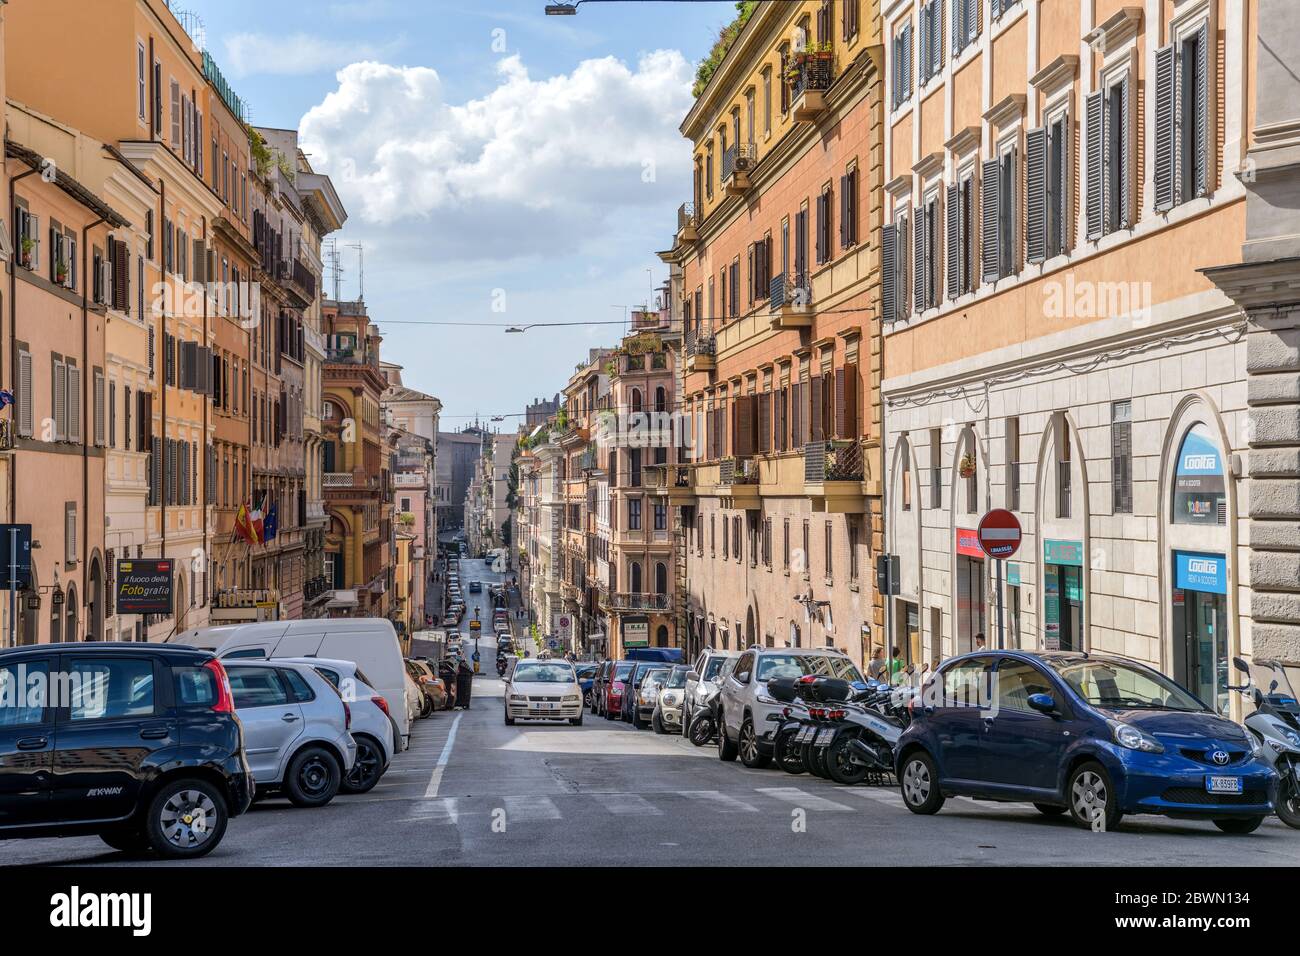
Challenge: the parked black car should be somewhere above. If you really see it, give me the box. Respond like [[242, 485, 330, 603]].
[[0, 642, 254, 859]]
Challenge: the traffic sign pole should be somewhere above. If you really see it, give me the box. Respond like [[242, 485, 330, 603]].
[[976, 510, 1022, 653], [995, 558, 1005, 650], [8, 527, 16, 648]]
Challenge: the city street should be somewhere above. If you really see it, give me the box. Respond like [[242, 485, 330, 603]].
[[7, 671, 1297, 867]]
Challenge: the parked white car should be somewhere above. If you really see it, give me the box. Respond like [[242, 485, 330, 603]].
[[505, 659, 583, 725], [277, 657, 396, 794], [223, 660, 357, 807]]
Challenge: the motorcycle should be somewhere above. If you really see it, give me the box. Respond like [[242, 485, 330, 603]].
[[790, 675, 905, 786], [766, 677, 812, 774], [1229, 656, 1300, 829], [687, 681, 723, 746], [496, 655, 508, 678]]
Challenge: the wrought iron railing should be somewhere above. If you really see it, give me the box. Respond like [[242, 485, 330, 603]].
[[770, 272, 810, 310], [790, 55, 834, 101], [677, 202, 696, 231], [804, 440, 863, 483], [605, 592, 672, 612]]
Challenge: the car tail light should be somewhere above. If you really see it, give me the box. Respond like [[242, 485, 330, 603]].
[[371, 695, 391, 717], [797, 675, 818, 684], [343, 701, 352, 730], [204, 658, 235, 714]]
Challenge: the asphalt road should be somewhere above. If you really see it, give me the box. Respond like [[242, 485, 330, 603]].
[[6, 667, 1299, 866]]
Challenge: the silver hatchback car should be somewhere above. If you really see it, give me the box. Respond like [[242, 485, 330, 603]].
[[224, 660, 357, 808]]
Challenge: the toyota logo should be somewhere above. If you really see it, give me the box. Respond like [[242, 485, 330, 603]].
[[1211, 750, 1231, 766]]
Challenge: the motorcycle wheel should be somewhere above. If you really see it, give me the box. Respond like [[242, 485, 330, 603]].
[[825, 735, 871, 786], [1277, 777, 1300, 830], [801, 743, 824, 778], [688, 713, 714, 747], [773, 728, 806, 775]]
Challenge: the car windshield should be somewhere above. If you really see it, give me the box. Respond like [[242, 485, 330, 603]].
[[643, 667, 669, 687], [666, 667, 688, 689], [702, 658, 733, 681], [1049, 659, 1206, 712], [614, 663, 636, 679], [513, 663, 576, 684], [756, 654, 865, 683]]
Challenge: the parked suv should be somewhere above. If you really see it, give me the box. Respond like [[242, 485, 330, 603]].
[[223, 661, 357, 808], [718, 647, 866, 767], [0, 642, 253, 859], [682, 649, 741, 735]]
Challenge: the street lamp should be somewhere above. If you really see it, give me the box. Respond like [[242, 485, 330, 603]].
[[544, 2, 579, 13]]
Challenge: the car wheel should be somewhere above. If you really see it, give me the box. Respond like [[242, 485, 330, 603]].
[[100, 827, 152, 855], [419, 695, 433, 719], [825, 734, 870, 785], [717, 713, 738, 762], [341, 735, 385, 795], [1066, 761, 1122, 831], [284, 746, 342, 808], [1213, 816, 1265, 835], [1034, 803, 1068, 817], [1276, 778, 1300, 829], [738, 717, 770, 769], [680, 705, 691, 738], [899, 751, 945, 815], [652, 711, 666, 735], [604, 703, 617, 721], [144, 778, 229, 859], [569, 713, 583, 726], [504, 710, 515, 726]]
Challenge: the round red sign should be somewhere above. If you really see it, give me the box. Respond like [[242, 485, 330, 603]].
[[977, 509, 1022, 559]]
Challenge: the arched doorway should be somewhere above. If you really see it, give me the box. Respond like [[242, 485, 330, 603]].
[[50, 587, 63, 643], [655, 624, 668, 647], [64, 584, 79, 641]]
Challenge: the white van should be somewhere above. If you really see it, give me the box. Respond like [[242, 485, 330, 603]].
[[172, 618, 411, 750]]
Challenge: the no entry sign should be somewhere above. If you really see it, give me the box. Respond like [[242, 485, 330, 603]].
[[977, 509, 1022, 559]]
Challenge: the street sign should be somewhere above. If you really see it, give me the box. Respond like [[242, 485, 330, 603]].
[[875, 554, 900, 596], [0, 524, 31, 589], [115, 559, 174, 615], [977, 509, 1022, 559]]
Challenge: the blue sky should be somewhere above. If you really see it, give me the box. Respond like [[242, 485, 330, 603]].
[[190, 0, 735, 428]]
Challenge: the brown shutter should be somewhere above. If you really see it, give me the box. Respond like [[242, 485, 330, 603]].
[[791, 381, 803, 448], [834, 367, 847, 438], [843, 363, 858, 437], [809, 375, 824, 442], [758, 392, 772, 453]]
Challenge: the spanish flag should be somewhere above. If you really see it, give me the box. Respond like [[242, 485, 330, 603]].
[[233, 501, 258, 544]]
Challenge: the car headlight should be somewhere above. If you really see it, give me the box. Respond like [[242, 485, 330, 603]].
[[756, 693, 778, 705], [662, 692, 680, 705], [509, 694, 526, 702], [1109, 720, 1164, 753], [563, 695, 580, 703]]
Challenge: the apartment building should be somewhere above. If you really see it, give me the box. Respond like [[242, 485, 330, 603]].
[[390, 427, 434, 636], [322, 297, 391, 617], [878, 0, 1256, 713], [602, 307, 681, 655], [666, 0, 885, 665]]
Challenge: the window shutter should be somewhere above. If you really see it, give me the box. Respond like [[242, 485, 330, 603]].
[[919, 3, 931, 84], [790, 381, 803, 448], [833, 367, 847, 438], [1193, 21, 1209, 199], [148, 326, 156, 379], [170, 80, 181, 148], [108, 380, 116, 448], [954, 0, 965, 52], [53, 361, 67, 441], [897, 215, 909, 312], [933, 0, 945, 73], [991, 0, 1002, 18], [193, 238, 206, 284], [736, 395, 756, 458], [903, 22, 913, 98], [1085, 89, 1105, 238], [68, 366, 82, 444], [882, 223, 897, 323], [1025, 126, 1048, 263], [945, 183, 960, 298], [913, 203, 927, 312], [17, 350, 33, 437], [843, 363, 858, 437], [93, 371, 106, 446], [114, 239, 130, 311], [1152, 44, 1175, 211], [1117, 75, 1131, 228], [814, 194, 825, 264], [980, 158, 1001, 282], [809, 375, 824, 443], [839, 175, 849, 248], [150, 436, 161, 507]]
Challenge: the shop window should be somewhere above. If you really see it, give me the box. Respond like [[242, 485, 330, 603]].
[[1172, 423, 1226, 525]]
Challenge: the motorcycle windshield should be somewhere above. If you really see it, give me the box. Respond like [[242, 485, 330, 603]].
[[1252, 660, 1300, 709]]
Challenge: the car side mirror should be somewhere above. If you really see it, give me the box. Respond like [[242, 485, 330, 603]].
[[1027, 693, 1057, 715], [686, 671, 700, 682]]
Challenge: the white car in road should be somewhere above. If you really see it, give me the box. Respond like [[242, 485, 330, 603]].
[[505, 659, 584, 725]]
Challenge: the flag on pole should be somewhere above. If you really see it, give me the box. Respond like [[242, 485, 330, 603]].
[[249, 498, 266, 544], [263, 503, 279, 542], [233, 501, 257, 544]]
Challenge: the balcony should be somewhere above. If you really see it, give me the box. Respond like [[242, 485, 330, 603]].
[[722, 143, 757, 196], [325, 346, 379, 371], [324, 471, 379, 493], [603, 591, 672, 613], [769, 273, 814, 328], [684, 322, 716, 373], [790, 53, 834, 122], [394, 472, 426, 488], [718, 456, 760, 507], [676, 202, 698, 243], [804, 439, 866, 512], [304, 575, 331, 605]]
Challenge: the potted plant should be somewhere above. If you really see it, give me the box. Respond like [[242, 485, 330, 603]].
[[958, 452, 977, 479], [19, 237, 34, 270], [55, 256, 69, 286]]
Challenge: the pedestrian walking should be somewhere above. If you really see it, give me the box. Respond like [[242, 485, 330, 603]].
[[867, 647, 887, 681], [455, 657, 474, 710], [888, 645, 904, 680]]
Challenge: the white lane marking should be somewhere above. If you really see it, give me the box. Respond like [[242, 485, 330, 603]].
[[400, 797, 460, 825], [838, 786, 905, 806], [422, 712, 463, 799], [503, 794, 562, 821], [678, 790, 760, 813], [754, 786, 855, 812], [591, 792, 663, 816]]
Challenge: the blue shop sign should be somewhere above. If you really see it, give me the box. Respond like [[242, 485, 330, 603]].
[[1174, 550, 1227, 595]]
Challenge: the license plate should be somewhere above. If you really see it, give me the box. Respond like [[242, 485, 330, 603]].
[[534, 702, 557, 710], [816, 728, 836, 746], [796, 726, 814, 744], [1206, 775, 1243, 794]]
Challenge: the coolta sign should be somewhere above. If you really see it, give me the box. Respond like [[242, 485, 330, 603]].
[[115, 559, 174, 615], [1173, 425, 1225, 525], [1174, 551, 1228, 595]]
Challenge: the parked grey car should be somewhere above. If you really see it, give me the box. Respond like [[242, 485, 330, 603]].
[[277, 657, 396, 795], [224, 660, 357, 807], [682, 649, 740, 736]]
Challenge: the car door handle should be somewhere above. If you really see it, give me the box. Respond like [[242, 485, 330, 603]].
[[15, 736, 47, 751], [281, 712, 300, 722], [139, 726, 170, 740]]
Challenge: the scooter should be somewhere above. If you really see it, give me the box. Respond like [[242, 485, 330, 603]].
[[1229, 656, 1300, 828], [686, 682, 722, 746]]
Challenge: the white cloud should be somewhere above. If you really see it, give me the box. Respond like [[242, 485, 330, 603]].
[[298, 51, 694, 263], [223, 32, 402, 77]]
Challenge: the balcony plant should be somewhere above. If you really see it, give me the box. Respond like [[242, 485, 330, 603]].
[[958, 452, 977, 479], [19, 237, 34, 270], [55, 256, 69, 286]]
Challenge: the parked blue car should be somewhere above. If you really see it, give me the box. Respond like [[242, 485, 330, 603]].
[[574, 663, 598, 707], [896, 650, 1277, 833]]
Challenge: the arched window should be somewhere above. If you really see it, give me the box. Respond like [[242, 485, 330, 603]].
[[50, 588, 63, 643], [631, 389, 643, 413], [64, 584, 79, 642], [655, 624, 669, 647], [655, 561, 668, 594], [1172, 423, 1226, 525], [630, 561, 643, 593], [655, 386, 667, 413]]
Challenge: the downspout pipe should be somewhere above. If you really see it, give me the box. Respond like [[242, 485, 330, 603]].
[[81, 214, 108, 635], [7, 167, 38, 527]]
